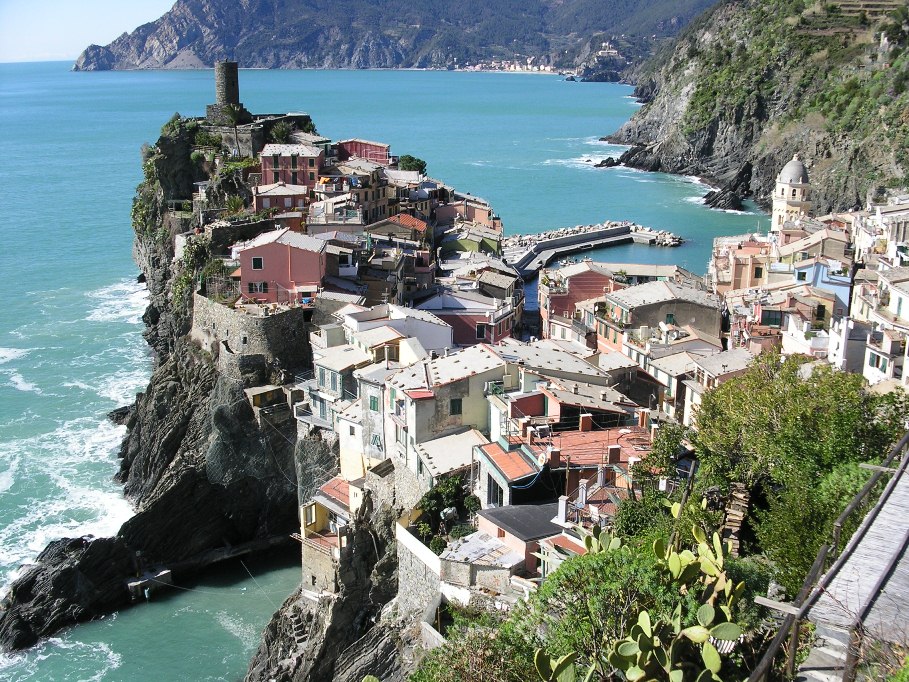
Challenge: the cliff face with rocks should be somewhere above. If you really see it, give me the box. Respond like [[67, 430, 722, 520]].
[[245, 501, 422, 682], [607, 0, 909, 212], [73, 0, 715, 72], [0, 117, 331, 651]]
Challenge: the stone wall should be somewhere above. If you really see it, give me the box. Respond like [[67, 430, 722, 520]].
[[395, 521, 440, 616], [190, 293, 312, 375], [301, 541, 339, 593], [394, 462, 427, 511]]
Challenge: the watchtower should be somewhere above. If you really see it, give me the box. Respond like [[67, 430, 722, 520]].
[[206, 61, 252, 126], [215, 62, 240, 106]]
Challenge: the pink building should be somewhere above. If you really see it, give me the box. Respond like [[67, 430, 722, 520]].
[[336, 138, 391, 165], [235, 229, 326, 304], [259, 144, 325, 189], [415, 290, 518, 346], [539, 261, 617, 338], [252, 182, 310, 212]]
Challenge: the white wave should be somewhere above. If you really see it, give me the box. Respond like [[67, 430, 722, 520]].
[[540, 155, 617, 171], [85, 279, 148, 324], [4, 371, 42, 394], [0, 455, 18, 494], [1, 637, 124, 682], [97, 367, 148, 406], [0, 348, 28, 365], [0, 418, 134, 587], [216, 611, 260, 648]]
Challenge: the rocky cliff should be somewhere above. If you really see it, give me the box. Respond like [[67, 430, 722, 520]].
[[607, 0, 909, 212], [0, 116, 330, 651], [73, 0, 715, 72], [245, 501, 422, 682]]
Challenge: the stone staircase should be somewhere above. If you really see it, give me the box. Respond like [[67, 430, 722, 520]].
[[796, 624, 851, 682]]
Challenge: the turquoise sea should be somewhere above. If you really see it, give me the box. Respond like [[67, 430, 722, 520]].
[[0, 62, 768, 681]]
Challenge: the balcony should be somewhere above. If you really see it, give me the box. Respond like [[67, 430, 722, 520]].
[[313, 182, 350, 195], [294, 402, 334, 430]]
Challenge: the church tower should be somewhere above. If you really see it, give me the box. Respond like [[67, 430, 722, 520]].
[[771, 154, 812, 232]]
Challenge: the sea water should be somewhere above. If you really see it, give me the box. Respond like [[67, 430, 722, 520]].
[[0, 62, 768, 681]]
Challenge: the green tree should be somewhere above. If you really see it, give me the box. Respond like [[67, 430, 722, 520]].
[[269, 120, 294, 143], [398, 154, 428, 174]]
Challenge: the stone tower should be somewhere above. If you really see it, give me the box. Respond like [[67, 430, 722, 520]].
[[215, 61, 240, 106], [771, 154, 812, 232], [206, 61, 252, 127]]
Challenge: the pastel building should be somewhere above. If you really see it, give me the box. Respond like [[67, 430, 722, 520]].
[[259, 143, 325, 189], [234, 229, 326, 303]]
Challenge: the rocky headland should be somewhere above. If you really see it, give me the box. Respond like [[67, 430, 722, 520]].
[[603, 0, 909, 213], [0, 116, 334, 652]]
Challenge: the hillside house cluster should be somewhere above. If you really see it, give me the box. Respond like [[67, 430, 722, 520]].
[[181, 68, 908, 636]]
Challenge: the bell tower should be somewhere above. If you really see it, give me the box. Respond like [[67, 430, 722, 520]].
[[771, 154, 812, 232]]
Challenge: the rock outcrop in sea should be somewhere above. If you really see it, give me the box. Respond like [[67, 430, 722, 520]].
[[0, 117, 334, 652], [604, 0, 909, 213]]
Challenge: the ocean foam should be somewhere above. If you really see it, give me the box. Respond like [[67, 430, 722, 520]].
[[85, 279, 148, 324], [0, 418, 134, 589], [216, 611, 260, 648], [0, 348, 28, 365], [4, 371, 42, 395]]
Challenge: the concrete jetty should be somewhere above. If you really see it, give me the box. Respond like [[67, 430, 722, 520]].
[[503, 222, 682, 279]]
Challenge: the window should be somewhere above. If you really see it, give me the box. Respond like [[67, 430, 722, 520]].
[[318, 367, 326, 387], [291, 155, 298, 169], [815, 304, 825, 320], [309, 172, 315, 181], [305, 504, 316, 526], [263, 198, 270, 208], [395, 424, 405, 444], [248, 282, 268, 294], [665, 313, 676, 325], [291, 172, 297, 185], [369, 395, 379, 411], [330, 372, 338, 391], [252, 257, 263, 270], [796, 271, 807, 282], [272, 171, 279, 183], [450, 398, 462, 415], [284, 198, 292, 208], [417, 457, 424, 476], [487, 474, 504, 507], [349, 425, 355, 436], [754, 266, 763, 279], [476, 323, 487, 339], [371, 433, 383, 450], [308, 157, 315, 167], [272, 155, 279, 169]]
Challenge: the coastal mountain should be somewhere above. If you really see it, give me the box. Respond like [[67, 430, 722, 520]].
[[73, 0, 715, 71], [607, 0, 909, 213]]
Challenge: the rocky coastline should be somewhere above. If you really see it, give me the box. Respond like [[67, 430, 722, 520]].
[[597, 0, 907, 215], [0, 118, 332, 654]]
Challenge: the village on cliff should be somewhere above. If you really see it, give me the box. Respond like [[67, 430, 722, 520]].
[[159, 64, 909, 652]]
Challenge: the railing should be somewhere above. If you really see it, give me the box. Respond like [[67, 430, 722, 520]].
[[748, 430, 909, 681], [293, 403, 334, 430]]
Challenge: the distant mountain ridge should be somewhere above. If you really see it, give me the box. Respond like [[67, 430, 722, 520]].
[[73, 0, 716, 71]]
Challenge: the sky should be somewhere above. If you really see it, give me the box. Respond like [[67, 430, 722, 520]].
[[0, 0, 176, 63]]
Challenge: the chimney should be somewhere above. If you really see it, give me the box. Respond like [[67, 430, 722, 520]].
[[578, 480, 588, 505], [579, 413, 592, 432], [444, 347, 449, 357], [557, 495, 568, 524], [637, 408, 649, 429], [572, 384, 579, 394], [549, 446, 561, 467], [597, 464, 606, 489], [607, 444, 622, 464], [600, 390, 608, 401]]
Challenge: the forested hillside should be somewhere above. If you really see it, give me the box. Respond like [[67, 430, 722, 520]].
[[609, 0, 909, 212]]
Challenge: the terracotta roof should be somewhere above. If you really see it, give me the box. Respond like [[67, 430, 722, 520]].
[[480, 442, 538, 482], [319, 476, 350, 508], [404, 389, 435, 400], [544, 533, 587, 556], [388, 213, 429, 233], [537, 426, 652, 467]]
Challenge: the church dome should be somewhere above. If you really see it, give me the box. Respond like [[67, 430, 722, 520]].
[[778, 154, 809, 184]]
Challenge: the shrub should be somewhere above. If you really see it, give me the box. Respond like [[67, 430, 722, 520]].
[[429, 536, 448, 555]]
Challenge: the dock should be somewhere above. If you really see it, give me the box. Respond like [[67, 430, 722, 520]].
[[502, 222, 682, 279]]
